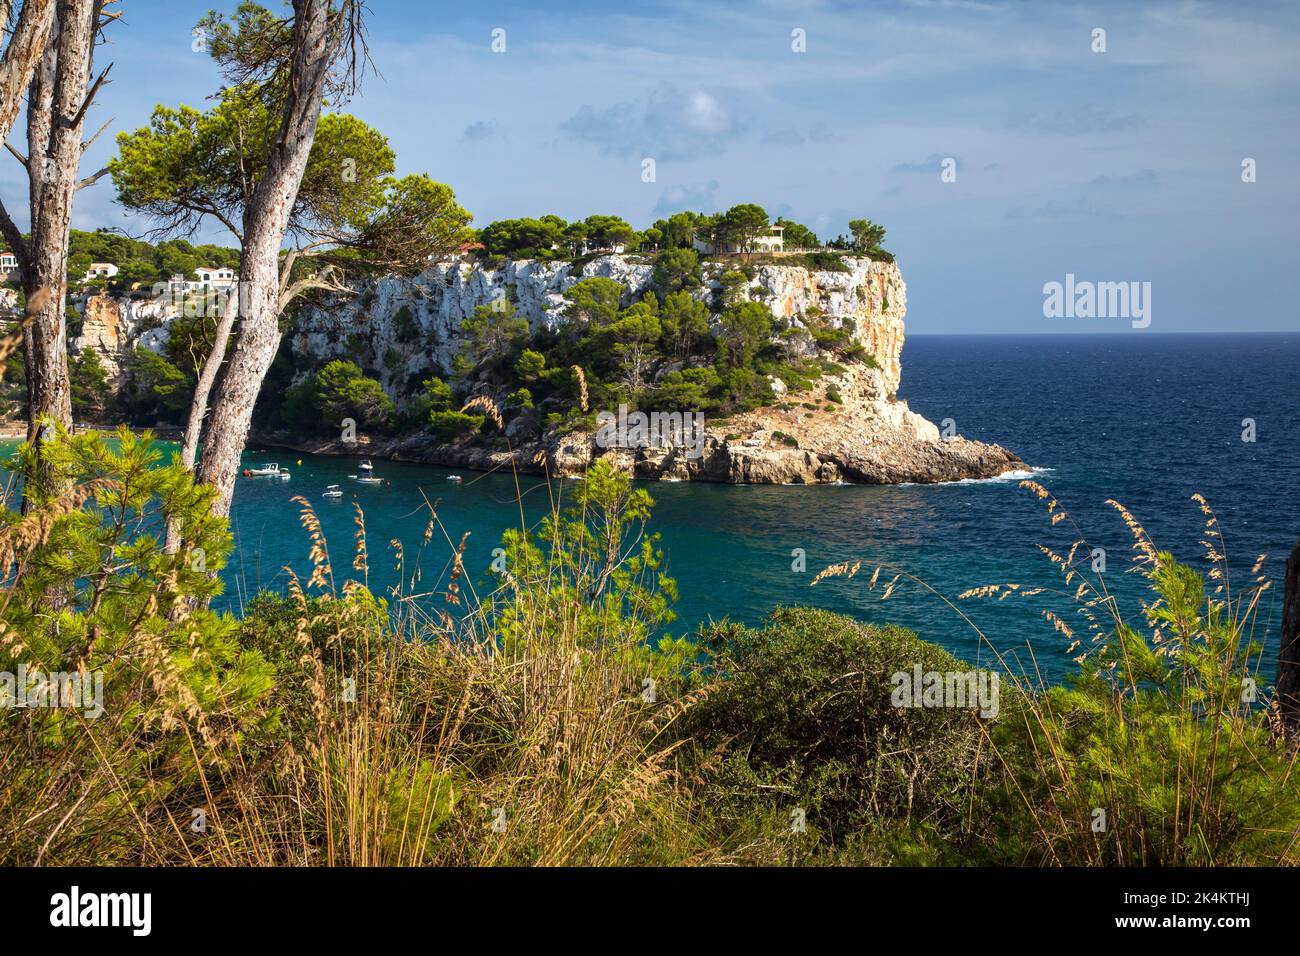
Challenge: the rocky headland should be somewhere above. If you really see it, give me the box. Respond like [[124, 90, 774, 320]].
[[73, 253, 1026, 485]]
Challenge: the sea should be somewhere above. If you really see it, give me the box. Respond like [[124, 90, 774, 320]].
[[216, 332, 1299, 684]]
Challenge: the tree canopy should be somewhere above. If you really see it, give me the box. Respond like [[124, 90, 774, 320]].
[[110, 84, 473, 301]]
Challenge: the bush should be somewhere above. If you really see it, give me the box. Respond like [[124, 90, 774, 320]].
[[682, 607, 991, 854], [428, 409, 484, 440], [802, 251, 850, 273]]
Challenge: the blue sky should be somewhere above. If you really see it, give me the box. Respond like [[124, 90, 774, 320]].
[[7, 0, 1299, 333]]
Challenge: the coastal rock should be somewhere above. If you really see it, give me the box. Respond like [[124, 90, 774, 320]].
[[80, 251, 1024, 487], [71, 294, 174, 389]]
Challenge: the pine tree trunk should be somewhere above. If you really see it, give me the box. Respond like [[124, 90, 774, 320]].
[[0, 0, 56, 138], [21, 0, 97, 498], [165, 299, 234, 552], [195, 0, 334, 519], [1279, 539, 1300, 743]]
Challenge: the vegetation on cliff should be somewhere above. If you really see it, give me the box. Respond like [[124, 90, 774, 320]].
[[264, 249, 882, 446]]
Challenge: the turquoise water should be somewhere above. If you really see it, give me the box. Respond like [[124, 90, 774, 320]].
[[219, 333, 1299, 684], [13, 333, 1293, 684]]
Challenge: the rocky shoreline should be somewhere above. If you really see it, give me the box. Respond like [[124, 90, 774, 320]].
[[253, 363, 1027, 486]]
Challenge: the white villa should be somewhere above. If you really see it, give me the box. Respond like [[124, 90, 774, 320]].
[[0, 250, 17, 281], [168, 265, 238, 295], [692, 224, 784, 256], [84, 262, 119, 281], [578, 240, 626, 255], [196, 265, 237, 286]]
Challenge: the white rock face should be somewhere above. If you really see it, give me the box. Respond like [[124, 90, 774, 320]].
[[287, 253, 909, 402], [288, 255, 659, 399], [70, 294, 177, 388]]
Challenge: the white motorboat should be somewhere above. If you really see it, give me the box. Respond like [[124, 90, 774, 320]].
[[245, 463, 283, 477], [358, 459, 374, 472], [322, 484, 343, 498], [349, 474, 385, 485], [447, 474, 463, 482]]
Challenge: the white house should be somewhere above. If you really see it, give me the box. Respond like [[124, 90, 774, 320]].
[[166, 266, 238, 296], [579, 241, 626, 255], [84, 261, 119, 281], [692, 224, 783, 256], [0, 250, 17, 281], [194, 265, 237, 289]]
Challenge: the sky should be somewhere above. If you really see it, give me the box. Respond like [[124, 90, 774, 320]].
[[4, 0, 1298, 334]]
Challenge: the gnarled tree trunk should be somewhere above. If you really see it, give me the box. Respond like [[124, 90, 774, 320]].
[[195, 0, 335, 519], [0, 0, 57, 137], [19, 0, 101, 500]]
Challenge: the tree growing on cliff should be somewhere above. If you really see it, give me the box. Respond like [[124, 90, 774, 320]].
[[280, 359, 393, 435], [580, 214, 635, 252], [848, 218, 886, 253], [774, 217, 819, 251], [658, 290, 710, 359], [715, 301, 773, 369], [117, 346, 189, 425], [69, 346, 108, 420], [110, 1, 471, 529], [644, 211, 703, 251], [718, 203, 770, 259], [455, 301, 529, 379], [651, 247, 701, 297], [479, 216, 566, 260]]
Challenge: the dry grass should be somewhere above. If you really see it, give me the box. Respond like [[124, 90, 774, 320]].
[[0, 459, 702, 866], [812, 481, 1299, 865]]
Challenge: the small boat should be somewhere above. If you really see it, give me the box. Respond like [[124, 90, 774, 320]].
[[349, 474, 385, 485], [358, 460, 374, 473], [278, 470, 291, 480], [447, 474, 463, 483], [322, 484, 343, 498], [244, 463, 283, 477]]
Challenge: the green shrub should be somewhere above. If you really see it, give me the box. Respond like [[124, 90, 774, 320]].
[[802, 251, 850, 273], [683, 607, 990, 853], [981, 527, 1300, 865], [0, 428, 277, 863], [429, 409, 484, 440]]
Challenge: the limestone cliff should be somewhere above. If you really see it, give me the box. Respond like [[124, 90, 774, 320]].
[[71, 253, 1023, 484], [287, 254, 910, 401], [71, 293, 172, 389], [277, 253, 1024, 485]]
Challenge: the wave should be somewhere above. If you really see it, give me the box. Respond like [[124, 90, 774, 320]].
[[895, 466, 1054, 488]]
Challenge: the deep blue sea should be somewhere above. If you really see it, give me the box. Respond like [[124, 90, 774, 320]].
[[222, 333, 1299, 684]]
